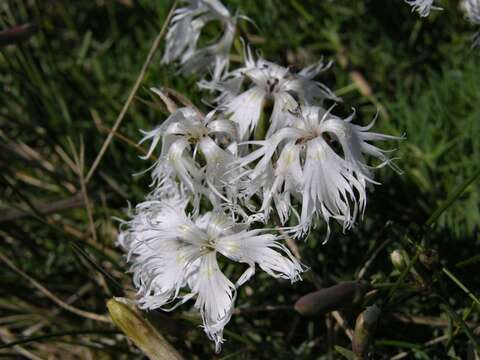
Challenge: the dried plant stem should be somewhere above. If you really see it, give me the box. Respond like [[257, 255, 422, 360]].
[[160, 87, 205, 116], [272, 215, 301, 260], [357, 239, 392, 279], [391, 312, 477, 328], [0, 193, 84, 223], [390, 334, 450, 360], [93, 114, 155, 160], [0, 327, 43, 360], [70, 138, 98, 243], [0, 330, 119, 351], [233, 305, 292, 315], [0, 252, 110, 323], [332, 311, 353, 340], [85, 1, 178, 183], [22, 283, 95, 337]]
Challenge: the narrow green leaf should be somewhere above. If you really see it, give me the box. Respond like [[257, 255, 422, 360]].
[[426, 166, 480, 227], [440, 303, 480, 352], [334, 345, 355, 360], [442, 268, 480, 307]]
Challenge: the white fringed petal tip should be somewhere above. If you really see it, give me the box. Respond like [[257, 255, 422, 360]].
[[404, 0, 442, 17]]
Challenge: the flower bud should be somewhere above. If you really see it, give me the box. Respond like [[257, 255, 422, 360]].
[[294, 281, 371, 316], [352, 304, 381, 359], [107, 298, 183, 360], [390, 249, 408, 272], [419, 249, 439, 271]]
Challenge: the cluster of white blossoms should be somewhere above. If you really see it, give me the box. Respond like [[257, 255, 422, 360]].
[[119, 0, 402, 352]]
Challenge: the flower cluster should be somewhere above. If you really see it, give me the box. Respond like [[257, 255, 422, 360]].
[[119, 0, 402, 352]]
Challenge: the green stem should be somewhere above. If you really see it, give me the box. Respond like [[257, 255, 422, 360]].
[[425, 166, 480, 227], [440, 303, 480, 352], [387, 251, 420, 303], [442, 267, 480, 307]]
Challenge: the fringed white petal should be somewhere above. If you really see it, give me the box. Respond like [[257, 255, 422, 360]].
[[266, 143, 302, 223], [224, 86, 266, 140], [217, 229, 304, 282], [163, 0, 236, 79], [118, 199, 201, 310], [193, 252, 235, 353], [300, 137, 366, 239], [405, 0, 442, 17]]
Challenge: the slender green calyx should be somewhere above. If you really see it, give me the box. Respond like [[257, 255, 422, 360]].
[[107, 298, 183, 360]]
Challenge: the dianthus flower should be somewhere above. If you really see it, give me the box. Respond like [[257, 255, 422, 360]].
[[139, 101, 239, 209], [162, 0, 237, 79], [118, 195, 303, 351], [236, 106, 403, 239], [204, 47, 339, 140]]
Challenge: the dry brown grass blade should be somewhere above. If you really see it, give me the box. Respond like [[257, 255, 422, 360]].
[[92, 111, 156, 160], [272, 215, 302, 260], [391, 313, 477, 328], [22, 283, 95, 337], [390, 334, 450, 360], [357, 239, 392, 279], [159, 87, 204, 116], [335, 44, 390, 121], [0, 193, 84, 223], [150, 87, 179, 114], [0, 327, 44, 360], [0, 135, 55, 173], [332, 311, 353, 340], [69, 138, 98, 243], [12, 171, 60, 192], [85, 1, 178, 183], [0, 252, 110, 323]]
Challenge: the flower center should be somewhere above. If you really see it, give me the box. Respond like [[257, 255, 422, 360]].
[[200, 236, 217, 253], [186, 126, 209, 144], [266, 77, 280, 94]]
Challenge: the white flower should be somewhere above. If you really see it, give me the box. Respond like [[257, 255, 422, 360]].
[[207, 47, 339, 140], [163, 0, 236, 79], [139, 102, 240, 209], [404, 0, 442, 17], [118, 199, 303, 351], [462, 0, 480, 47], [236, 106, 403, 239]]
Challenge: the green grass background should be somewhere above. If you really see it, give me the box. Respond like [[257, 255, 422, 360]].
[[1, 0, 479, 358]]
